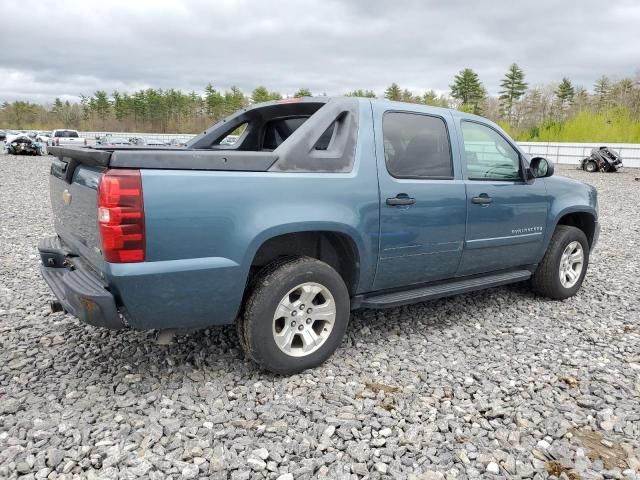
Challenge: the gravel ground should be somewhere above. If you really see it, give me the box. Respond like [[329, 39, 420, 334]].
[[0, 153, 639, 480]]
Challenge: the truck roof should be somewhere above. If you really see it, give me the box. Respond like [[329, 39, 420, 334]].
[[246, 96, 490, 124]]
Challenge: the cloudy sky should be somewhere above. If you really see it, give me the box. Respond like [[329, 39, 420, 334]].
[[1, 0, 639, 104]]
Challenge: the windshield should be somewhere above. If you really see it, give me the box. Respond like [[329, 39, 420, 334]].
[[55, 130, 79, 138]]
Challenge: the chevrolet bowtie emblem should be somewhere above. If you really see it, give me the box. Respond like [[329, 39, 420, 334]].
[[62, 189, 72, 206]]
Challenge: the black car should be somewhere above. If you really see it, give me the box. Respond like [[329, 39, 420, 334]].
[[581, 147, 623, 173], [5, 135, 46, 155]]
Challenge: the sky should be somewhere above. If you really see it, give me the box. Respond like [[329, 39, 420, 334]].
[[1, 0, 639, 104]]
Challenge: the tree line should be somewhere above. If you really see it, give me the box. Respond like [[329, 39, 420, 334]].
[[2, 66, 640, 142]]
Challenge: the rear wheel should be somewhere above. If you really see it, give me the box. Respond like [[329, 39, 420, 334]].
[[584, 160, 597, 172], [239, 256, 350, 374], [531, 225, 589, 299]]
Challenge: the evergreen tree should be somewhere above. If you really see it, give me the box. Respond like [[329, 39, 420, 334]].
[[251, 86, 271, 104], [422, 90, 439, 106], [204, 84, 225, 118], [450, 68, 486, 114], [132, 91, 146, 128], [384, 83, 402, 101], [91, 90, 111, 124], [594, 76, 611, 109], [112, 92, 128, 122], [346, 89, 377, 98], [52, 98, 64, 115], [401, 89, 416, 103], [422, 90, 448, 108], [3, 75, 640, 140], [499, 63, 528, 122], [293, 88, 312, 98], [268, 90, 282, 101], [224, 86, 247, 115], [79, 95, 91, 122], [615, 78, 634, 96], [555, 78, 575, 108]]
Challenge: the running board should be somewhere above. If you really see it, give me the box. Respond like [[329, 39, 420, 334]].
[[355, 270, 531, 309]]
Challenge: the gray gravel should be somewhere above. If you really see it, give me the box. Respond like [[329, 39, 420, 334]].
[[1, 153, 639, 480]]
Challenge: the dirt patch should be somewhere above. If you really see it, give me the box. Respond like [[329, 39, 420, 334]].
[[365, 382, 400, 394], [546, 461, 581, 480], [559, 376, 579, 387], [572, 428, 629, 470]]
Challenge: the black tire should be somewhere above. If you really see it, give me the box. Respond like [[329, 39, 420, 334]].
[[584, 160, 597, 173], [531, 225, 589, 299], [239, 256, 350, 374]]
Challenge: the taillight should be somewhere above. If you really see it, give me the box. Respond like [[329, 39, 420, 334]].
[[97, 169, 145, 262], [84, 138, 87, 145]]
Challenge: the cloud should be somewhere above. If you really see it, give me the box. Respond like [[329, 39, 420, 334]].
[[1, 0, 638, 103]]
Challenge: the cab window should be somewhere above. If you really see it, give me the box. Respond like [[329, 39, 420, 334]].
[[461, 121, 521, 180], [383, 112, 453, 179]]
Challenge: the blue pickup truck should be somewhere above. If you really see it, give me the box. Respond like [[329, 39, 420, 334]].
[[41, 97, 599, 373]]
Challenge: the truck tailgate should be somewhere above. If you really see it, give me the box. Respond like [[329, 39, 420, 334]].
[[49, 155, 106, 271]]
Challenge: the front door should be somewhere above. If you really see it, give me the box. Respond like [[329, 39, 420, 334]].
[[373, 106, 467, 291], [456, 120, 549, 276]]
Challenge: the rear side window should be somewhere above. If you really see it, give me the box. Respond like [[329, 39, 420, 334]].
[[383, 112, 453, 179]]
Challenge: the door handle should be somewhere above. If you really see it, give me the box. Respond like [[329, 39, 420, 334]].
[[386, 194, 416, 206], [471, 194, 493, 205]]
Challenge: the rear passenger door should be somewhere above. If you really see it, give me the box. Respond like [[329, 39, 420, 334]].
[[373, 105, 467, 291]]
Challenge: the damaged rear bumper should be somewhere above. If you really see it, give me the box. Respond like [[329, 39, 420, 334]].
[[38, 236, 124, 329]]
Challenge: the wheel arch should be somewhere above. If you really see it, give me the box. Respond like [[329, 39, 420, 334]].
[[553, 210, 597, 249], [245, 226, 363, 295]]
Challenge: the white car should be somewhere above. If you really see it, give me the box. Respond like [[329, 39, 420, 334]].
[[144, 138, 168, 147], [4, 130, 29, 144], [36, 132, 52, 143], [50, 129, 86, 147]]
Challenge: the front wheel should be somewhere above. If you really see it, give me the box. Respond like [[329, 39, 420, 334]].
[[584, 160, 597, 173], [531, 225, 589, 299], [238, 257, 350, 374]]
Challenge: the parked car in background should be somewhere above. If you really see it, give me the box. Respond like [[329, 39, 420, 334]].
[[219, 134, 239, 146], [50, 129, 86, 147], [129, 137, 169, 147], [4, 134, 47, 155], [4, 130, 23, 144], [42, 97, 599, 374], [581, 146, 623, 173], [36, 132, 52, 144], [101, 136, 131, 146], [96, 134, 112, 145], [167, 138, 188, 147], [144, 138, 168, 147]]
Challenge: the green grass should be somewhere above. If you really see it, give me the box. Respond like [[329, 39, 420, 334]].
[[502, 108, 640, 143]]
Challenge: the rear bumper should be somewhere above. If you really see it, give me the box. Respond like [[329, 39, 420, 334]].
[[39, 236, 124, 329]]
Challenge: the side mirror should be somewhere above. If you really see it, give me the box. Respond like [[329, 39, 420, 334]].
[[529, 157, 554, 178]]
